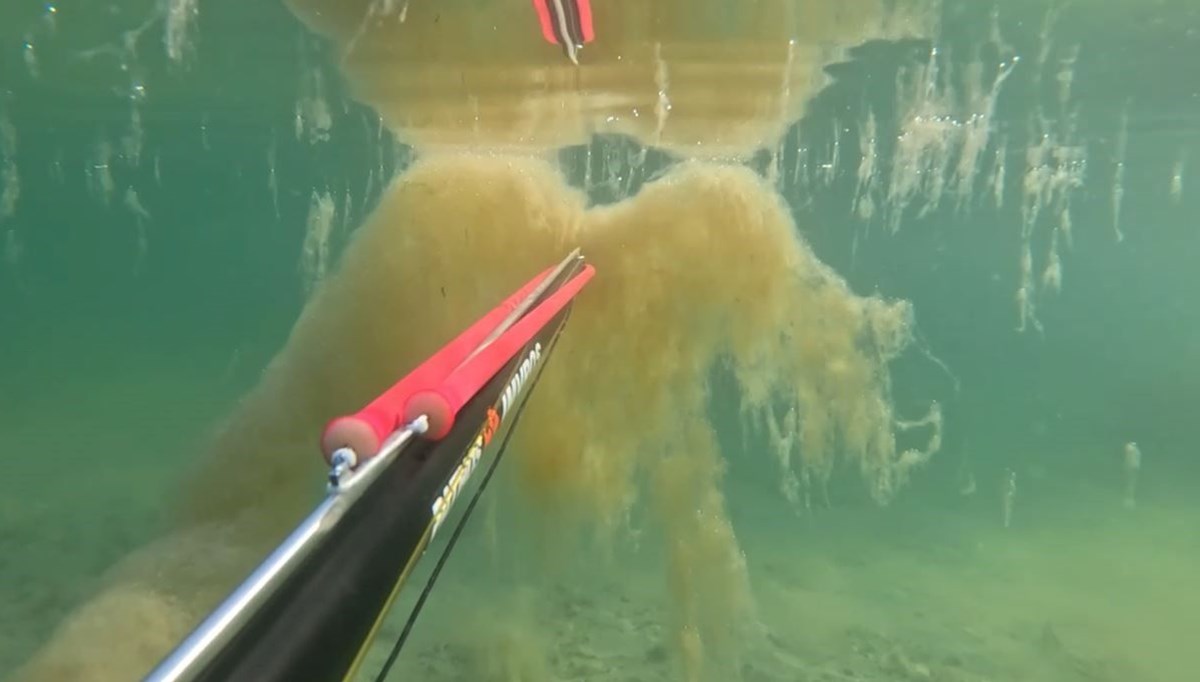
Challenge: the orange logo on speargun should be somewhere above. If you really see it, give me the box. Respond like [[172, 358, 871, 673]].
[[482, 407, 500, 446]]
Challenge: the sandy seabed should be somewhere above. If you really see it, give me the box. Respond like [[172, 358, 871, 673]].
[[367, 478, 1198, 682], [2, 361, 1195, 682]]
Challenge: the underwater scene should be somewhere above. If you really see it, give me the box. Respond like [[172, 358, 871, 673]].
[[1, 1, 1198, 681]]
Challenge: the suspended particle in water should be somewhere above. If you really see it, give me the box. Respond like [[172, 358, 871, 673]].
[[765, 147, 781, 188], [87, 138, 115, 206], [1013, 105, 1085, 333], [122, 105, 144, 168], [0, 166, 17, 223], [1031, 5, 1061, 97], [22, 35, 39, 79], [1041, 235, 1063, 294], [341, 185, 353, 234], [653, 41, 673, 147], [378, 0, 396, 17], [950, 62, 985, 209], [42, 3, 59, 33], [124, 188, 151, 221], [583, 137, 595, 195], [891, 401, 944, 491], [129, 79, 147, 103], [1015, 284, 1042, 335], [764, 405, 800, 505], [621, 142, 643, 198], [853, 109, 879, 222], [990, 138, 1007, 208], [50, 149, 64, 185], [364, 168, 376, 205], [300, 189, 336, 294], [1020, 130, 1047, 232], [792, 143, 808, 189], [1001, 469, 1017, 529], [165, 0, 200, 64], [3, 227, 19, 262], [467, 94, 481, 136], [293, 102, 303, 141], [1058, 204, 1074, 251], [345, 0, 411, 59], [886, 45, 958, 231], [1047, 143, 1084, 251], [200, 114, 210, 151], [295, 68, 333, 145], [124, 187, 152, 273], [1111, 104, 1129, 243], [953, 55, 1018, 213], [1, 114, 20, 221], [987, 6, 1015, 61], [1055, 45, 1080, 114], [1015, 239, 1043, 334], [374, 114, 389, 180], [2, 228, 23, 290], [1170, 152, 1186, 203], [294, 34, 335, 145], [267, 135, 280, 219], [1018, 239, 1033, 281], [393, 143, 413, 181], [822, 120, 841, 187]]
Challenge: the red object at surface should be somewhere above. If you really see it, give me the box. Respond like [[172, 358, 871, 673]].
[[531, 0, 595, 46], [320, 264, 559, 462]]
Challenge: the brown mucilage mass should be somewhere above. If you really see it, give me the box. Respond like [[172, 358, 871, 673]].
[[189, 151, 933, 680], [14, 2, 941, 681]]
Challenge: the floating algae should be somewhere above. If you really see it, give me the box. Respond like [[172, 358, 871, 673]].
[[14, 2, 941, 681], [285, 0, 933, 158]]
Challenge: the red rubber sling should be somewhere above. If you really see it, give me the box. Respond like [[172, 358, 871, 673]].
[[320, 263, 558, 461], [320, 262, 593, 460], [402, 263, 594, 439]]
